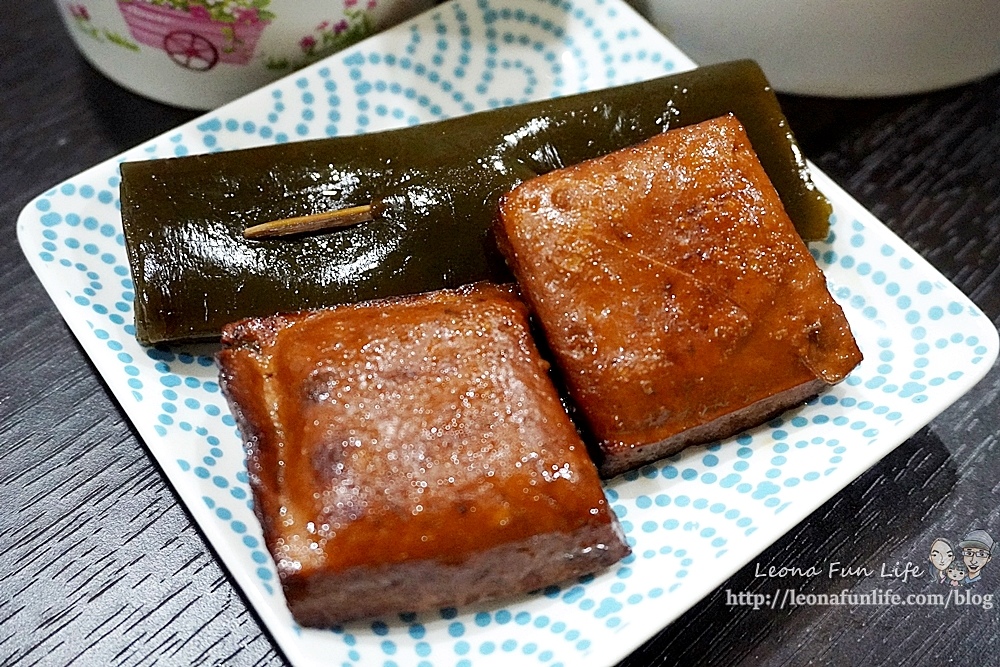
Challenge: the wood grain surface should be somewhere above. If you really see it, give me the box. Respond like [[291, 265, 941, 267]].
[[2, 2, 998, 665]]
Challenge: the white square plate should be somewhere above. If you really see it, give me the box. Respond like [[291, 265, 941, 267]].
[[17, 0, 999, 665]]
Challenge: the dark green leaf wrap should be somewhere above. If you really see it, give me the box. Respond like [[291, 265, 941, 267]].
[[120, 60, 830, 344]]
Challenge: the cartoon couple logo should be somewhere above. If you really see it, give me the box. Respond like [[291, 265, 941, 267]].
[[928, 529, 994, 587]]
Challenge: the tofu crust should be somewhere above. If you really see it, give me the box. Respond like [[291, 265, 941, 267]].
[[217, 283, 629, 626], [497, 115, 863, 477]]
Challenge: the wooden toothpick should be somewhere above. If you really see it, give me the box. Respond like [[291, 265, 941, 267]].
[[243, 203, 374, 239]]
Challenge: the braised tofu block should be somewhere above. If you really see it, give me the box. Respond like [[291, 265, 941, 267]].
[[497, 115, 862, 478], [216, 283, 629, 627]]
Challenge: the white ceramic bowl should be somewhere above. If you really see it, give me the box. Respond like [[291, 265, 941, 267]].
[[634, 0, 1000, 97], [56, 0, 434, 109]]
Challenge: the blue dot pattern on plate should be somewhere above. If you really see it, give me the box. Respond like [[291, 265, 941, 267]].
[[15, 0, 998, 664]]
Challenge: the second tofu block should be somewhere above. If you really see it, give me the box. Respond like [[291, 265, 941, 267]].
[[217, 283, 629, 626], [497, 115, 863, 478]]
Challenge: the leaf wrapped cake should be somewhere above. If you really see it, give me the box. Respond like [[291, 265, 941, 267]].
[[216, 282, 630, 626], [495, 115, 863, 477], [119, 60, 831, 344]]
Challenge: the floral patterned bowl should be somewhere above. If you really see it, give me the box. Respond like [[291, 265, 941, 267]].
[[55, 0, 435, 108]]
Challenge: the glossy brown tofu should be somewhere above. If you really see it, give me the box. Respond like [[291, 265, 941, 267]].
[[216, 283, 629, 626], [497, 115, 863, 478]]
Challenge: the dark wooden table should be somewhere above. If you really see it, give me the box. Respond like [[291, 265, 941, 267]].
[[3, 3, 998, 665]]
